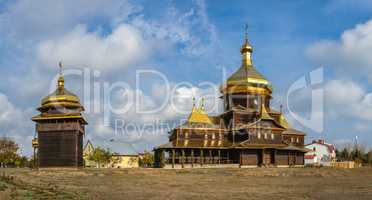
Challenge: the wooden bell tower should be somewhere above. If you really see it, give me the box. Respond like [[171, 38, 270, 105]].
[[32, 63, 87, 167]]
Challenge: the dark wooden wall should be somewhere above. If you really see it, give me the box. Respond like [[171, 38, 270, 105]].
[[240, 149, 260, 165], [37, 125, 84, 167]]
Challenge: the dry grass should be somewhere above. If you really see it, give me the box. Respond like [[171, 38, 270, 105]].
[[1, 167, 372, 200]]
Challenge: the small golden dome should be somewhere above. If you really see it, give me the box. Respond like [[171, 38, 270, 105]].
[[240, 39, 253, 54]]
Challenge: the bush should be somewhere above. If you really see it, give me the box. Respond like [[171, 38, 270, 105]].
[[139, 151, 154, 168], [88, 147, 112, 168], [0, 137, 24, 168]]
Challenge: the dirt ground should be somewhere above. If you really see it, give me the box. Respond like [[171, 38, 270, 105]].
[[0, 167, 371, 200]]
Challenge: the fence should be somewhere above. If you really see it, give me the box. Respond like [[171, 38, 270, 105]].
[[330, 161, 362, 169]]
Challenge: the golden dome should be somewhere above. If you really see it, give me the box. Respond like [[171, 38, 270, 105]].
[[39, 63, 83, 111], [40, 88, 82, 109], [221, 32, 272, 95]]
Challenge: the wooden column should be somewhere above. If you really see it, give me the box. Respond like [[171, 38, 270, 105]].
[[172, 149, 175, 169], [302, 152, 305, 166], [200, 149, 204, 166], [181, 149, 185, 168], [33, 147, 37, 169], [209, 150, 212, 164], [227, 151, 230, 164], [191, 150, 194, 168], [218, 150, 221, 165], [239, 150, 242, 168], [294, 151, 297, 166]]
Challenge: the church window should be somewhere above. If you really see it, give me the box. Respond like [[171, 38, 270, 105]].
[[257, 133, 261, 139], [271, 134, 274, 140]]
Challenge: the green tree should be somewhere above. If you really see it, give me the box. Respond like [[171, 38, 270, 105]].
[[351, 147, 365, 164], [335, 149, 340, 161], [139, 151, 154, 168], [340, 148, 350, 161], [14, 156, 29, 168], [88, 147, 112, 168], [0, 137, 20, 167], [366, 150, 372, 165]]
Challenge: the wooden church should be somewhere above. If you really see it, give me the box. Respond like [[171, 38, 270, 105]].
[[154, 31, 308, 168]]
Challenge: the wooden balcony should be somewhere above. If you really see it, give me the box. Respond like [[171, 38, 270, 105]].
[[36, 123, 85, 133]]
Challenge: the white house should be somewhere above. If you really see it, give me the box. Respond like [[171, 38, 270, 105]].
[[304, 154, 317, 165], [305, 139, 336, 166]]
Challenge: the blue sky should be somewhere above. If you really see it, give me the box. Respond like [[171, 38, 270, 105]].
[[0, 0, 372, 156]]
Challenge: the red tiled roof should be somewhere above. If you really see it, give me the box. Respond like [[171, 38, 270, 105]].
[[304, 155, 316, 159]]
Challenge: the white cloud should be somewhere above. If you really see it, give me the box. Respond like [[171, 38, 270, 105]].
[[277, 79, 372, 134], [0, 93, 34, 156], [110, 82, 221, 124], [0, 0, 222, 155], [81, 82, 221, 152], [325, 80, 364, 107], [0, 0, 138, 40], [306, 19, 372, 81], [325, 79, 372, 121], [37, 24, 148, 71], [0, 93, 27, 129], [34, 0, 219, 72], [131, 0, 218, 57]]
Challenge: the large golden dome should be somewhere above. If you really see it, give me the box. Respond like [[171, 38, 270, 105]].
[[221, 36, 272, 95], [38, 66, 83, 111], [32, 62, 87, 125]]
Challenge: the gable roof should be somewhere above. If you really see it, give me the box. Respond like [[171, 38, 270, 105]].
[[187, 107, 213, 124], [177, 106, 220, 129], [83, 140, 93, 150], [305, 139, 335, 153]]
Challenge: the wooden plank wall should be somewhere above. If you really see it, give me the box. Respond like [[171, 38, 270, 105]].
[[240, 149, 259, 165], [38, 131, 83, 167]]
